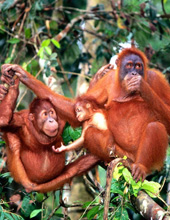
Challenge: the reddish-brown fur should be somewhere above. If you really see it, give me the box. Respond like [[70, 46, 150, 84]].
[[0, 77, 99, 192], [86, 48, 169, 180], [53, 97, 116, 161], [2, 48, 170, 182]]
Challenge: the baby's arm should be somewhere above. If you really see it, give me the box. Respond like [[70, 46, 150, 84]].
[[52, 136, 84, 153]]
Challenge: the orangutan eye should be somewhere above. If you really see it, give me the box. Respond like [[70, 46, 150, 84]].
[[50, 110, 54, 115], [136, 63, 142, 69], [43, 111, 48, 116], [126, 62, 133, 68]]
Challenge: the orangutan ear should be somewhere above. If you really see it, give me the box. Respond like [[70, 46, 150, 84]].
[[115, 58, 119, 66], [28, 113, 34, 121]]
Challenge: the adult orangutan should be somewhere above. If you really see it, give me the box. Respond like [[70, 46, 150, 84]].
[[2, 47, 170, 182], [0, 71, 99, 193]]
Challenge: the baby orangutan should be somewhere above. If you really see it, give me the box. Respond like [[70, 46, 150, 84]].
[[52, 97, 116, 161]]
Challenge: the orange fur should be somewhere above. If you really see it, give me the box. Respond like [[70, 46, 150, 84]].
[[0, 76, 99, 193], [85, 47, 169, 181], [2, 48, 170, 182]]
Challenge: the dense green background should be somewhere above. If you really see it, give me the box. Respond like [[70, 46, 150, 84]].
[[0, 0, 170, 219]]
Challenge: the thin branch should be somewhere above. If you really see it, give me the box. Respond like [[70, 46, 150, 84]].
[[104, 158, 124, 220], [0, 27, 35, 47], [57, 57, 74, 97], [54, 14, 97, 42], [16, 67, 43, 108], [161, 0, 167, 15], [56, 70, 91, 80]]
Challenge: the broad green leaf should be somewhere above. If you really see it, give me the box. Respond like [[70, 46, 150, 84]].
[[5, 57, 12, 63], [51, 39, 61, 48], [110, 180, 124, 196], [30, 209, 42, 218], [35, 193, 44, 202], [0, 172, 11, 178], [87, 206, 100, 220], [114, 206, 130, 220], [68, 126, 82, 140], [141, 180, 161, 198], [44, 46, 52, 55], [50, 52, 58, 60], [41, 39, 50, 47], [113, 164, 124, 180], [0, 206, 4, 220], [4, 213, 17, 220], [7, 38, 20, 44], [21, 196, 35, 217], [122, 168, 134, 184], [37, 47, 44, 58], [25, 28, 31, 39]]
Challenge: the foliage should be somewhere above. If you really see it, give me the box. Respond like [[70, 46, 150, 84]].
[[0, 0, 170, 219], [82, 164, 167, 220]]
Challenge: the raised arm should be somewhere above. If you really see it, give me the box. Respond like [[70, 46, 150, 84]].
[[1, 64, 80, 127], [0, 76, 19, 127], [139, 73, 170, 134], [122, 69, 170, 135]]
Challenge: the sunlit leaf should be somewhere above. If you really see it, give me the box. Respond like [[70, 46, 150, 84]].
[[30, 209, 42, 218], [51, 39, 61, 49], [44, 46, 52, 55], [41, 39, 50, 47], [141, 180, 161, 198], [113, 164, 124, 180]]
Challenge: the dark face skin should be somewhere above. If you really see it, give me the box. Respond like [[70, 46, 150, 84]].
[[119, 54, 144, 81]]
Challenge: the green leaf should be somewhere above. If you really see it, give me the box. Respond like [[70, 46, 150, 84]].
[[68, 126, 82, 140], [1, 0, 14, 11], [4, 213, 17, 220], [21, 196, 35, 217], [113, 164, 124, 180], [35, 193, 44, 202], [30, 209, 42, 218], [50, 52, 58, 60], [141, 180, 161, 198], [62, 125, 72, 144], [5, 57, 12, 63], [0, 172, 11, 178], [114, 207, 129, 220], [87, 206, 100, 220], [82, 201, 93, 208], [51, 38, 61, 48], [25, 28, 31, 39], [44, 46, 52, 55], [41, 39, 50, 47], [7, 38, 20, 44], [122, 168, 134, 184], [110, 180, 124, 196], [0, 209, 4, 220], [38, 47, 44, 58]]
